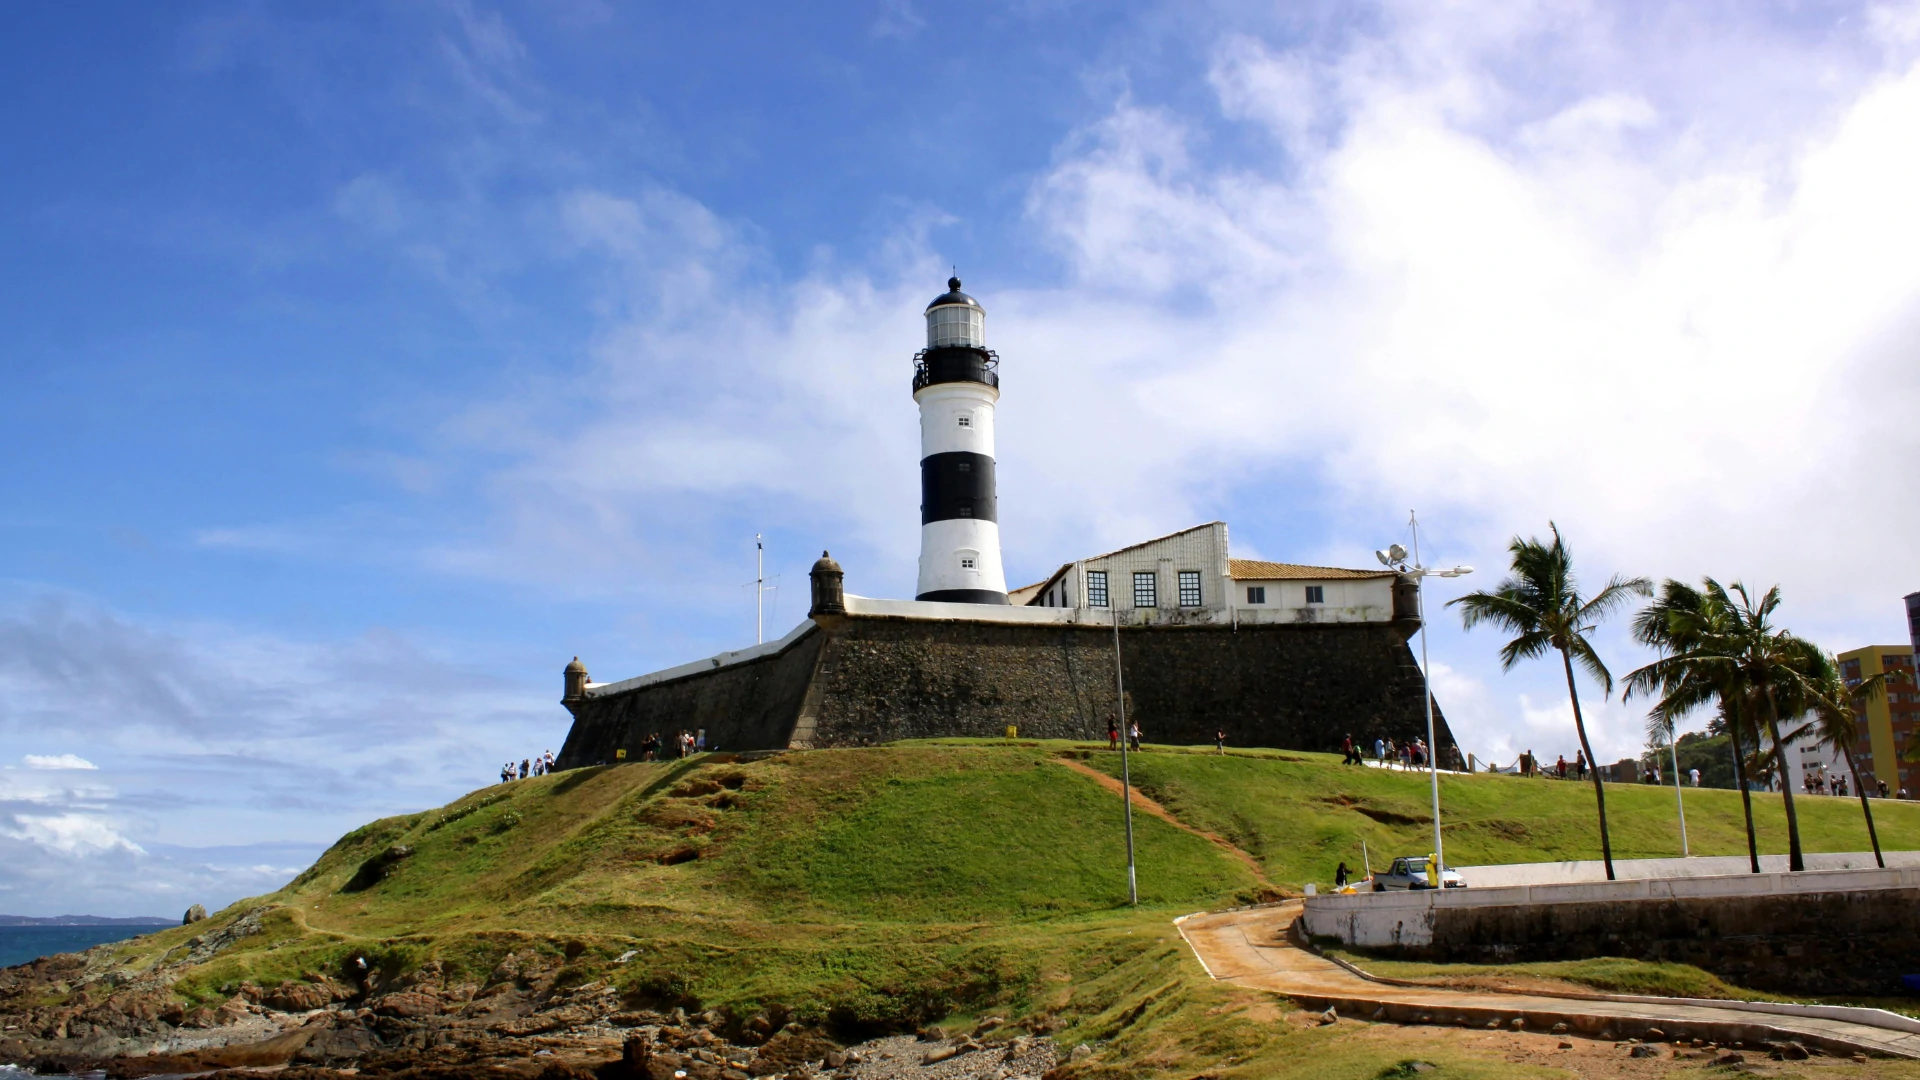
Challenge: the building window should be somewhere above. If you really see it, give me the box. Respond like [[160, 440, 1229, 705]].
[[959, 555, 976, 570], [1246, 586, 1266, 604], [1305, 585, 1325, 604], [1178, 570, 1202, 607], [1086, 571, 1108, 607], [956, 415, 971, 427], [1134, 571, 1158, 608]]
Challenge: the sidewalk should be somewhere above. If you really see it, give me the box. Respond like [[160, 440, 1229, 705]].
[[1175, 902, 1920, 1059]]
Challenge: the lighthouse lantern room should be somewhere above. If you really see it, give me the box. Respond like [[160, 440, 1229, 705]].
[[913, 277, 1009, 604]]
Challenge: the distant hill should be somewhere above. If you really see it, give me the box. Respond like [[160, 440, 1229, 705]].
[[0, 915, 173, 926]]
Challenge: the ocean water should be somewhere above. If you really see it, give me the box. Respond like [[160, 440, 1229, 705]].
[[0, 925, 165, 969]]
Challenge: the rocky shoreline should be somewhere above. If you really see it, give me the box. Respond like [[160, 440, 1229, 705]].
[[0, 920, 1062, 1080]]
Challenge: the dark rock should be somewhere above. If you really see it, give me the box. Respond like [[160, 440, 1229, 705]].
[[1782, 1042, 1811, 1060], [183, 904, 208, 925], [1629, 1044, 1658, 1058], [342, 845, 415, 893]]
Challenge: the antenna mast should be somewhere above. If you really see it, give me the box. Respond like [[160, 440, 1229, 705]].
[[756, 534, 766, 645]]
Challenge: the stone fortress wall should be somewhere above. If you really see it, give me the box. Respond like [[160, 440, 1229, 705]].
[[555, 558, 1452, 767]]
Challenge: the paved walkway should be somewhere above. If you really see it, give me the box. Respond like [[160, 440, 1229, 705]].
[[1176, 902, 1920, 1059]]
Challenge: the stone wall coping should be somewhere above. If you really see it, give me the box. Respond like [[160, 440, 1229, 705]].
[[584, 619, 819, 698], [1303, 864, 1920, 917], [1456, 850, 1920, 886]]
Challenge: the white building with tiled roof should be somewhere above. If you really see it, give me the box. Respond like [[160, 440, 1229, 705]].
[[1008, 522, 1400, 626]]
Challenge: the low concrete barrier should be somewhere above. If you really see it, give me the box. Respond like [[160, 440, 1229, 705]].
[[1300, 865, 1920, 994], [1455, 850, 1920, 887]]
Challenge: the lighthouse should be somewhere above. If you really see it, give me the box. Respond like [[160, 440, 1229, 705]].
[[914, 277, 1009, 604]]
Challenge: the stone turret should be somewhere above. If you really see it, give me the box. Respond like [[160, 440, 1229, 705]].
[[809, 551, 845, 618], [563, 656, 589, 713], [1392, 574, 1422, 641]]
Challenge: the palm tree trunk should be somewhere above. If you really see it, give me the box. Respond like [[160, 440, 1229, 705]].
[[1726, 708, 1761, 874], [1842, 743, 1884, 869], [1560, 646, 1614, 880], [1762, 690, 1805, 872]]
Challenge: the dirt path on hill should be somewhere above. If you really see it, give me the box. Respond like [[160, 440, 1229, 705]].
[[1176, 902, 1920, 1060], [1052, 756, 1282, 892]]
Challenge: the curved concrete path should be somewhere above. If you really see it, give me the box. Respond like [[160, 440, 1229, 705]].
[[1176, 902, 1920, 1059]]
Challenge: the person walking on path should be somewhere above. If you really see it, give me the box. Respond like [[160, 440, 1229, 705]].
[[501, 762, 512, 784], [1129, 721, 1142, 752], [1342, 734, 1357, 764], [641, 733, 660, 762], [1215, 729, 1226, 754], [1576, 751, 1587, 780], [1374, 737, 1386, 763], [1107, 715, 1119, 751], [1556, 755, 1568, 779], [519, 758, 530, 779]]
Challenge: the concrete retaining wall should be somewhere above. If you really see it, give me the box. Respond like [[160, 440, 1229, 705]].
[[1301, 866, 1920, 994]]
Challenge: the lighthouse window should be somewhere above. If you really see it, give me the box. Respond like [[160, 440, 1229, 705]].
[[1133, 571, 1158, 609], [956, 415, 971, 428], [1178, 571, 1203, 607], [956, 460, 971, 472], [1086, 571, 1109, 607], [960, 556, 976, 569], [957, 503, 974, 517]]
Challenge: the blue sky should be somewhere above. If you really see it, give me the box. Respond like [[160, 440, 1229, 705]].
[[5, 0, 1920, 916]]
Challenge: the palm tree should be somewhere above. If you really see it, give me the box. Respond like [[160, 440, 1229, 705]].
[[1626, 580, 1763, 873], [1449, 524, 1650, 880], [1626, 580, 1824, 871], [1803, 654, 1897, 867]]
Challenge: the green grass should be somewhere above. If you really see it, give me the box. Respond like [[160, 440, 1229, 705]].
[[1068, 743, 1920, 888], [72, 740, 1920, 1079]]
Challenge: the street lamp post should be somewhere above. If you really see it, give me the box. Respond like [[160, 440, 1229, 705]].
[[1378, 511, 1472, 882]]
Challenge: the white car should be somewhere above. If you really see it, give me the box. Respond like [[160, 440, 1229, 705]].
[[1371, 856, 1466, 890]]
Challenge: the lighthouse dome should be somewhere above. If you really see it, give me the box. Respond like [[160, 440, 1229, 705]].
[[925, 276, 985, 348]]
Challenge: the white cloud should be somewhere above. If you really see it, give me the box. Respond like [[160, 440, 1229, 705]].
[[23, 754, 97, 770], [5, 813, 144, 856]]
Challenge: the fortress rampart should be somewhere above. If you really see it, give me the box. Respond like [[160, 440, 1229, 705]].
[[555, 587, 1450, 767]]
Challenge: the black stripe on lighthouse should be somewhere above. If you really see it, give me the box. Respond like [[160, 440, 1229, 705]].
[[919, 451, 997, 524]]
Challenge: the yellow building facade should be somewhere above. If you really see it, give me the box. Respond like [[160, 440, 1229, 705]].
[[1838, 645, 1919, 796]]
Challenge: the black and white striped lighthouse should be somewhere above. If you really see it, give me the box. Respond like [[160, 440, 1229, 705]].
[[913, 277, 1008, 604]]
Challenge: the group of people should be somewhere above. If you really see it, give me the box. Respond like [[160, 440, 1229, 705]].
[[1342, 734, 1432, 769], [636, 729, 707, 761], [501, 751, 554, 783], [1105, 716, 1141, 751], [1804, 771, 1853, 797]]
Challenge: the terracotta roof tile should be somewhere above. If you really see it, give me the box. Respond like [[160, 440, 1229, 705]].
[[1229, 559, 1396, 581]]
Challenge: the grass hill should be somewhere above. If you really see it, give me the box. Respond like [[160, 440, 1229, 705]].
[[64, 741, 1920, 1079]]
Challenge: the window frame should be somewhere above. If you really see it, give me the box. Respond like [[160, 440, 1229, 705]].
[[1246, 585, 1266, 605], [1133, 571, 1158, 609], [1178, 569, 1203, 607], [1304, 584, 1325, 605], [1086, 570, 1109, 607]]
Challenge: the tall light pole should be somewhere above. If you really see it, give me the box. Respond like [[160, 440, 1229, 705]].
[[1378, 511, 1472, 881], [1669, 731, 1691, 857], [1113, 606, 1138, 905]]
